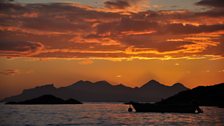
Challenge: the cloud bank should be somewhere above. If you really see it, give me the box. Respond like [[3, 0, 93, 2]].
[[0, 0, 223, 60]]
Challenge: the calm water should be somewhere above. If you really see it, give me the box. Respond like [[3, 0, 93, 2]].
[[0, 103, 223, 126]]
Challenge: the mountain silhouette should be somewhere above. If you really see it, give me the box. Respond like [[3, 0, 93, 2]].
[[157, 83, 224, 107], [140, 80, 166, 88], [6, 95, 82, 104], [2, 80, 188, 102]]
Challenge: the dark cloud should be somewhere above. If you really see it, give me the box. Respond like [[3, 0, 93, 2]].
[[160, 24, 224, 35], [105, 0, 130, 9], [97, 17, 157, 34], [196, 0, 224, 19], [0, 40, 44, 57], [97, 17, 224, 36], [0, 0, 13, 3], [196, 0, 224, 8], [197, 8, 224, 17], [117, 34, 194, 52], [0, 3, 122, 33], [104, 0, 149, 13]]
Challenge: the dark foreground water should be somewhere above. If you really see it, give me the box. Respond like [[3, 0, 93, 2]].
[[0, 103, 223, 126]]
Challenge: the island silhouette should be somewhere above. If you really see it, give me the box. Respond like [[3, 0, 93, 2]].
[[6, 95, 82, 104]]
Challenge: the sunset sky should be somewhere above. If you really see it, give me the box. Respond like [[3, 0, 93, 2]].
[[0, 0, 223, 99]]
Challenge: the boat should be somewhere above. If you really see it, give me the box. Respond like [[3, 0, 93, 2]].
[[130, 102, 203, 113]]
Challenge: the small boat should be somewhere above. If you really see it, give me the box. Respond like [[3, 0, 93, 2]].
[[130, 102, 203, 113]]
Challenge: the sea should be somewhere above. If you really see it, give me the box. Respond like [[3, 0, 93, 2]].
[[0, 103, 223, 126]]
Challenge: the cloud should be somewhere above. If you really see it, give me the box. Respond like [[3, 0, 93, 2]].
[[195, 0, 224, 20], [0, 40, 44, 57], [96, 17, 158, 34], [103, 0, 149, 14], [196, 0, 224, 8], [0, 69, 19, 76], [0, 2, 223, 60], [105, 0, 130, 9], [159, 23, 224, 35], [0, 0, 13, 3], [79, 59, 94, 65]]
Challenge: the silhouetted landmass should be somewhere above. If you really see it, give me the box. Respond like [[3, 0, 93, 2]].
[[157, 83, 224, 107], [2, 80, 188, 102], [6, 95, 82, 104], [127, 83, 224, 113], [130, 102, 203, 113]]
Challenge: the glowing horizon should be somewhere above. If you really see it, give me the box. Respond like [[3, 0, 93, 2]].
[[0, 0, 223, 99]]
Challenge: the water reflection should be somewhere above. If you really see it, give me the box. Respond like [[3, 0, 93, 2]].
[[0, 103, 223, 126]]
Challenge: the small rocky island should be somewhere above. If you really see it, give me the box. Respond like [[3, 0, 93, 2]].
[[6, 95, 82, 104]]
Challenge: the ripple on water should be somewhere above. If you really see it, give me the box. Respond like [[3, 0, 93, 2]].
[[0, 104, 223, 126]]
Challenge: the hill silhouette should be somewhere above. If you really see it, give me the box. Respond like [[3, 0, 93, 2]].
[[2, 80, 188, 102], [6, 95, 82, 104], [157, 83, 224, 107]]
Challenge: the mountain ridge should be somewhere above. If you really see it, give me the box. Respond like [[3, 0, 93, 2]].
[[2, 79, 189, 102]]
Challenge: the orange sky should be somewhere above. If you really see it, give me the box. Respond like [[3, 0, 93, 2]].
[[0, 0, 224, 99]]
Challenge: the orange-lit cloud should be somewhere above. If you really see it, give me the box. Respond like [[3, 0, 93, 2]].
[[103, 0, 149, 14], [0, 69, 19, 76], [79, 59, 94, 65], [0, 1, 223, 61]]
